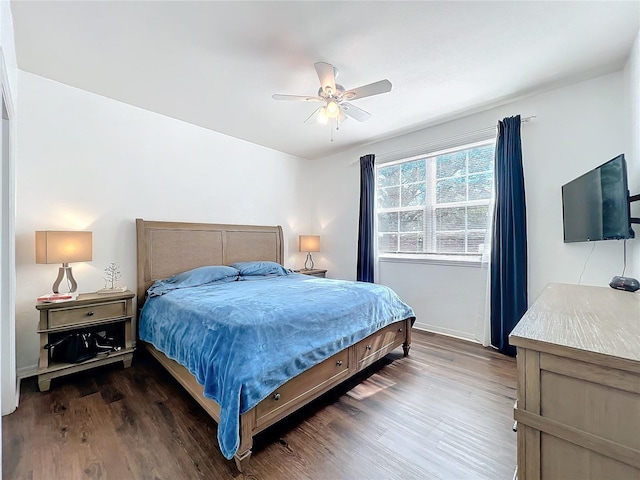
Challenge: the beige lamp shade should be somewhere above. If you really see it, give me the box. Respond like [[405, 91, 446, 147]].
[[299, 235, 320, 252], [35, 231, 93, 264]]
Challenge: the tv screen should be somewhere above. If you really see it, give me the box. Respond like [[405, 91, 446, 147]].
[[562, 154, 634, 243]]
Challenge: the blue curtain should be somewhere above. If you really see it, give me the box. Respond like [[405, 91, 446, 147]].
[[357, 154, 375, 282], [490, 116, 527, 356]]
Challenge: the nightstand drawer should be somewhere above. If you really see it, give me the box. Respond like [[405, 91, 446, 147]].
[[48, 301, 127, 328]]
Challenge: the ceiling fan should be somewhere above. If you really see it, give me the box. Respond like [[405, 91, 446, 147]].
[[272, 62, 392, 131]]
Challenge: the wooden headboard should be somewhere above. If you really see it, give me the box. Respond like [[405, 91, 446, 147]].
[[136, 219, 284, 304]]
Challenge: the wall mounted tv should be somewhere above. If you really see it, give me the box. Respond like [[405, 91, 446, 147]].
[[562, 154, 635, 243]]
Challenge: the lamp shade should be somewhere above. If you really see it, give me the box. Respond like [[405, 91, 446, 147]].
[[299, 235, 320, 253], [35, 231, 92, 264]]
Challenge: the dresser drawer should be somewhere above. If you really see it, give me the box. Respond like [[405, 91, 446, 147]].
[[48, 301, 127, 329], [538, 354, 640, 450], [356, 322, 406, 368], [256, 349, 349, 426]]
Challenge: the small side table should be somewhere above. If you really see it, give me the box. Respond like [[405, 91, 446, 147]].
[[294, 269, 327, 278], [35, 290, 135, 391]]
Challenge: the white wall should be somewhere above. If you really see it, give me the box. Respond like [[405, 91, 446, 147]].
[[15, 72, 311, 374], [624, 30, 640, 275], [310, 71, 637, 341]]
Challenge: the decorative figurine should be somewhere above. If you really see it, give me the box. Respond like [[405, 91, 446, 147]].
[[97, 262, 127, 293]]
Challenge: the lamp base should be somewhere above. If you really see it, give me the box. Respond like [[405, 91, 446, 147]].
[[52, 263, 78, 294], [304, 252, 315, 270]]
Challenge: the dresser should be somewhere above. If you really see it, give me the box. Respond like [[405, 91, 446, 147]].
[[509, 283, 640, 479]]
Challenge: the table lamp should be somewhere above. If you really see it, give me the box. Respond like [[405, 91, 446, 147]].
[[299, 235, 320, 270], [36, 231, 92, 293]]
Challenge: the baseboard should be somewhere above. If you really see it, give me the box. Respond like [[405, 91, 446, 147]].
[[17, 364, 38, 380], [13, 365, 39, 410], [412, 323, 479, 343], [2, 366, 37, 414]]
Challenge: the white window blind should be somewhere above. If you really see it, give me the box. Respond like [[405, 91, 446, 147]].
[[376, 139, 495, 258]]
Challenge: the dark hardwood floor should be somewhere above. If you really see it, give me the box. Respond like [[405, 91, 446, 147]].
[[3, 331, 517, 480]]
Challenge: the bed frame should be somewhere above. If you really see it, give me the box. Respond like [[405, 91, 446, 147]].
[[136, 218, 412, 472]]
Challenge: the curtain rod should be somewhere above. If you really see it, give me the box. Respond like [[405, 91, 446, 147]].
[[350, 115, 536, 166]]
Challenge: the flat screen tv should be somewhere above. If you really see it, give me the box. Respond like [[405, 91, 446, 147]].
[[562, 154, 635, 243]]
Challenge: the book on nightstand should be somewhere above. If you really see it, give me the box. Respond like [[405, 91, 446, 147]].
[[36, 293, 79, 303]]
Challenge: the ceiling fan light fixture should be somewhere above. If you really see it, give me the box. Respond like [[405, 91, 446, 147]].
[[326, 100, 340, 119], [317, 107, 329, 124], [272, 62, 392, 137]]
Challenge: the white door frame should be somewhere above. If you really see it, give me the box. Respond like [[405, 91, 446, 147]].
[[0, 45, 17, 416]]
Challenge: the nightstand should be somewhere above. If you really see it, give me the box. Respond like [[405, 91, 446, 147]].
[[294, 269, 327, 278], [35, 290, 135, 392]]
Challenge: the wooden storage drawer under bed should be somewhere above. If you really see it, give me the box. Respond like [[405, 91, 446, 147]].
[[356, 322, 407, 369], [255, 349, 350, 427]]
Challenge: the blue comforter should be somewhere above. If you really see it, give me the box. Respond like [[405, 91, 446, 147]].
[[139, 273, 414, 459]]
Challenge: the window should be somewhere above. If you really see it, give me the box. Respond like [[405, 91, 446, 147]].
[[376, 140, 494, 259]]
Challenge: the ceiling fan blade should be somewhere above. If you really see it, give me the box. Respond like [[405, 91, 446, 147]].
[[304, 107, 323, 124], [343, 79, 392, 101], [272, 94, 324, 102], [338, 108, 348, 124], [341, 102, 371, 122], [314, 62, 337, 96]]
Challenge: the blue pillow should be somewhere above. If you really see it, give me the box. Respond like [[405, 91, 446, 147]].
[[229, 261, 289, 277], [237, 274, 286, 282], [147, 265, 239, 297]]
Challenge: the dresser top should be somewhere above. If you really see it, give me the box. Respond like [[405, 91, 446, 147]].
[[510, 283, 640, 364]]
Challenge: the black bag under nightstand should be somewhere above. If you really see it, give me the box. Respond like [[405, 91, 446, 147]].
[[45, 332, 97, 363]]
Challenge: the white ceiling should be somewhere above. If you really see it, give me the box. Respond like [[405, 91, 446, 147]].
[[10, 1, 640, 160]]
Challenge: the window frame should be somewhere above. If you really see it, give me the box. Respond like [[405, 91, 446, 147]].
[[376, 138, 495, 264]]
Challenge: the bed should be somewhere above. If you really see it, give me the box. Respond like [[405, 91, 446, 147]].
[[135, 218, 415, 472]]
